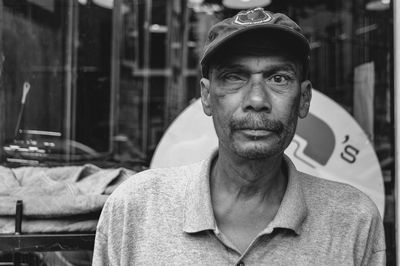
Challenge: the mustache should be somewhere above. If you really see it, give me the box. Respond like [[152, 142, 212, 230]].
[[230, 113, 284, 133]]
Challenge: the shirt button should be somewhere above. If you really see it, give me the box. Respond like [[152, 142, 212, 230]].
[[237, 261, 245, 266]]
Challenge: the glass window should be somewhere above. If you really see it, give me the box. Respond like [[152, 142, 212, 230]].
[[0, 0, 395, 263]]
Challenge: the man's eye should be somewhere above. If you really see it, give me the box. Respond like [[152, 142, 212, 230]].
[[223, 73, 245, 82], [270, 75, 289, 84]]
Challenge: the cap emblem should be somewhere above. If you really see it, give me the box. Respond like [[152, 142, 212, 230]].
[[234, 8, 272, 25]]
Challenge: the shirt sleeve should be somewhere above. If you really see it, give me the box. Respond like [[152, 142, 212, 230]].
[[91, 195, 118, 266], [364, 250, 386, 266], [92, 230, 110, 266], [361, 208, 386, 266]]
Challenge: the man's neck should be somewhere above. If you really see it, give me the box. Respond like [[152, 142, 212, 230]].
[[210, 150, 287, 202]]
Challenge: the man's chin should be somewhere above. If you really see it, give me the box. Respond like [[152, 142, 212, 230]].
[[232, 144, 282, 160]]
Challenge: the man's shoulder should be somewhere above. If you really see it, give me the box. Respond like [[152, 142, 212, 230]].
[[299, 172, 380, 219], [108, 161, 204, 201]]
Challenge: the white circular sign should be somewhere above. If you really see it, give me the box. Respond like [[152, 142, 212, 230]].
[[151, 90, 385, 215]]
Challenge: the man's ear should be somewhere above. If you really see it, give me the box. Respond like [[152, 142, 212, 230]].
[[200, 78, 212, 116], [298, 80, 312, 118]]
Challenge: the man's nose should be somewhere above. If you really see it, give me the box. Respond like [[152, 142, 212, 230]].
[[243, 75, 271, 112]]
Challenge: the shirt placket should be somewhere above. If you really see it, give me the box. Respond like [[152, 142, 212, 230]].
[[213, 226, 273, 266]]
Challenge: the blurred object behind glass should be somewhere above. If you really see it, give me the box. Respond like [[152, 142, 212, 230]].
[[0, 0, 115, 167]]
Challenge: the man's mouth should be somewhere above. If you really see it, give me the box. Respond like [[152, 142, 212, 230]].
[[237, 128, 275, 138]]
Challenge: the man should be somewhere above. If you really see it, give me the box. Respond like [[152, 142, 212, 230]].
[[93, 8, 385, 265]]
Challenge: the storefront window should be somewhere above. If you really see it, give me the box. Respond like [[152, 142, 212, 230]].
[[0, 0, 395, 264]]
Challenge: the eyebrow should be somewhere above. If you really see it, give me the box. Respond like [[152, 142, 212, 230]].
[[214, 64, 245, 72], [267, 64, 298, 74]]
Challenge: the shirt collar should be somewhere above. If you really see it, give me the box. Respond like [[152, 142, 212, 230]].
[[266, 155, 308, 235], [182, 151, 217, 233], [182, 152, 308, 235]]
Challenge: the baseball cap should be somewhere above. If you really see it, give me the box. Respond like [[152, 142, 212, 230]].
[[200, 7, 310, 77]]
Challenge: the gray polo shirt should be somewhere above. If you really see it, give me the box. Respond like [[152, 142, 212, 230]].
[[92, 153, 385, 265]]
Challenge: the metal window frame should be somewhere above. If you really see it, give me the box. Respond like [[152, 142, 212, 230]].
[[394, 0, 400, 263]]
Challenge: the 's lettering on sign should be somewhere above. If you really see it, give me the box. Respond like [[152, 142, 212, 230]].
[[340, 135, 359, 164]]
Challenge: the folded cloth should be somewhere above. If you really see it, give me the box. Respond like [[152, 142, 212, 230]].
[[0, 164, 133, 196], [0, 164, 135, 233]]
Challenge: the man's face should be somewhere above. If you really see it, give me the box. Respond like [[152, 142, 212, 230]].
[[200, 50, 312, 160]]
